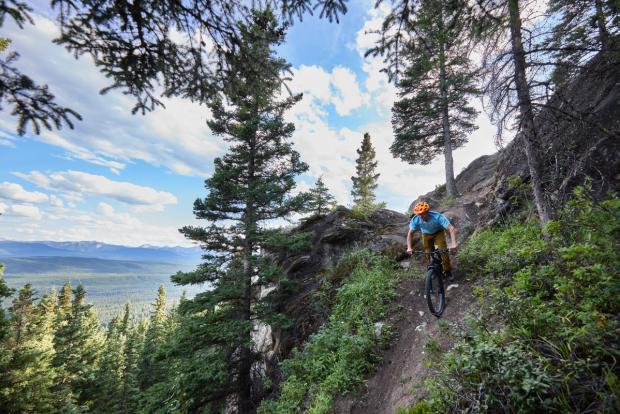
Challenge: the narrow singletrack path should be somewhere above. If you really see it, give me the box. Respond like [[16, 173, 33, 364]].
[[334, 261, 475, 414]]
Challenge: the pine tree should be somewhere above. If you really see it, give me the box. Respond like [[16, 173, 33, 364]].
[[306, 176, 337, 216], [92, 316, 126, 414], [172, 9, 308, 413], [56, 282, 73, 333], [0, 264, 13, 341], [52, 284, 103, 410], [351, 132, 381, 211], [139, 299, 183, 414], [0, 285, 57, 413], [384, 0, 479, 197], [139, 285, 168, 391], [119, 305, 144, 414], [0, 265, 14, 412]]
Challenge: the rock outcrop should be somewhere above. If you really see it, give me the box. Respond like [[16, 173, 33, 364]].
[[252, 206, 412, 397]]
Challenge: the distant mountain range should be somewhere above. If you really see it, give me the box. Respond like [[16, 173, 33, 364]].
[[0, 240, 203, 265]]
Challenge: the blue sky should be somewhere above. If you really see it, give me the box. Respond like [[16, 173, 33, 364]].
[[0, 0, 499, 246]]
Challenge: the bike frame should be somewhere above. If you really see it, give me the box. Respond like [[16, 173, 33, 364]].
[[411, 248, 449, 274]]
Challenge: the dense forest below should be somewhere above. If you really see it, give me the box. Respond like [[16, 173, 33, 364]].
[[0, 0, 619, 413]]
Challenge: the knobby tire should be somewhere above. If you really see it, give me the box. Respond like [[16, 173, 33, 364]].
[[425, 268, 445, 317]]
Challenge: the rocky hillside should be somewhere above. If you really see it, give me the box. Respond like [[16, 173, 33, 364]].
[[255, 207, 411, 390], [257, 49, 619, 411]]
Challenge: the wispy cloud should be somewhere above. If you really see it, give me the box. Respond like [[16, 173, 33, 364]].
[[0, 182, 49, 204], [14, 170, 177, 211]]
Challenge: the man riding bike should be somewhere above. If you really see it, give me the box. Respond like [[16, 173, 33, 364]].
[[406, 201, 457, 280]]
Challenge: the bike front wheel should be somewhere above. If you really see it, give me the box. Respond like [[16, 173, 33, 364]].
[[425, 269, 445, 317]]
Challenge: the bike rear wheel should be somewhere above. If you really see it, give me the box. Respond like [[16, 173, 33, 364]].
[[425, 269, 445, 317]]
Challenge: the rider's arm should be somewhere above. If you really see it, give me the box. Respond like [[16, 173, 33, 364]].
[[446, 224, 457, 249], [407, 229, 414, 253]]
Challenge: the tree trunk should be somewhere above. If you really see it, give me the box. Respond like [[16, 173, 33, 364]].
[[439, 40, 458, 197], [237, 269, 253, 414], [508, 0, 551, 226], [594, 0, 610, 49], [238, 135, 256, 414]]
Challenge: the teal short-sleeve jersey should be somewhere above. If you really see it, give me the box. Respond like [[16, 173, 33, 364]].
[[409, 211, 451, 234]]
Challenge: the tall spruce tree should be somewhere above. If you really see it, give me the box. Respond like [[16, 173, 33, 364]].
[[376, 0, 478, 197], [140, 285, 168, 390], [52, 284, 102, 410], [0, 265, 11, 410], [0, 264, 13, 342], [172, 9, 308, 413], [119, 304, 143, 414], [0, 285, 56, 413], [351, 132, 381, 211], [139, 285, 170, 403], [92, 316, 127, 414], [306, 176, 337, 216]]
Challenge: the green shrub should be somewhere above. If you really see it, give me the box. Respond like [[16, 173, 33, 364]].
[[397, 401, 433, 414], [403, 189, 620, 413], [258, 250, 401, 414]]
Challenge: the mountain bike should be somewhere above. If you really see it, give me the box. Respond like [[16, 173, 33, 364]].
[[409, 248, 450, 317]]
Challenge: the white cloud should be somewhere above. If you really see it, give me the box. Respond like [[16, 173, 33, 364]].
[[15, 170, 177, 210], [330, 66, 370, 116], [49, 195, 64, 207], [289, 65, 332, 104], [0, 204, 188, 246], [96, 202, 115, 217], [353, 3, 397, 116], [7, 204, 43, 220], [289, 65, 369, 117], [0, 182, 49, 203]]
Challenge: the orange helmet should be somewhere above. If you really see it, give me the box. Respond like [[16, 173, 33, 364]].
[[413, 201, 430, 215]]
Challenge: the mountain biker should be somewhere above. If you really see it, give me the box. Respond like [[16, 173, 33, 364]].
[[406, 201, 457, 280]]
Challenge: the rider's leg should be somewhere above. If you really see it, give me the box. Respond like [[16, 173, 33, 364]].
[[422, 233, 434, 265], [434, 231, 451, 272]]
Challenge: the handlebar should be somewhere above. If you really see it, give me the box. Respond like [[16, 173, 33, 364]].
[[408, 248, 452, 255]]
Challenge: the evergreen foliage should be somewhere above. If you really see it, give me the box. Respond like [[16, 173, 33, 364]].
[[46, 0, 349, 115], [0, 285, 56, 413], [351, 133, 382, 211], [0, 264, 13, 341], [171, 9, 308, 413], [0, 0, 349, 135], [0, 5, 81, 135], [139, 285, 168, 391], [378, 0, 479, 197], [121, 314, 146, 414], [306, 176, 337, 216], [93, 315, 127, 414], [52, 284, 103, 410], [547, 0, 620, 87]]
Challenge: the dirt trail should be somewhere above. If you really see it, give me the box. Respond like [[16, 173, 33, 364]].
[[334, 261, 475, 414]]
